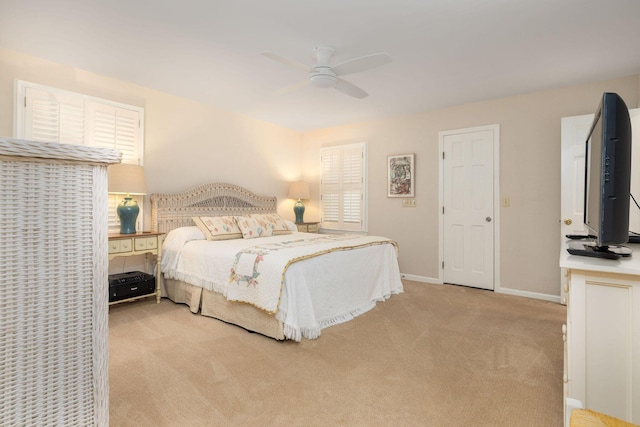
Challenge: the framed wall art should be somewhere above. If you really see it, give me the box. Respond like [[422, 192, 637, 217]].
[[387, 154, 415, 197]]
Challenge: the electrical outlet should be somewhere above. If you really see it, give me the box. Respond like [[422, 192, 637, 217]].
[[402, 198, 416, 207]]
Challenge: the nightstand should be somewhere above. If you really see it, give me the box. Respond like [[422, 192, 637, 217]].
[[296, 222, 320, 233], [108, 232, 164, 305]]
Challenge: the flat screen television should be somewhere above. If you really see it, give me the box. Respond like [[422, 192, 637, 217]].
[[568, 92, 632, 259]]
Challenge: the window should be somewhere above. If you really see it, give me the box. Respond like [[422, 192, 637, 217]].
[[319, 142, 367, 232], [15, 80, 144, 232]]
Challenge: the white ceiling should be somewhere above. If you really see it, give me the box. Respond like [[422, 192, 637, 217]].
[[1, 0, 640, 132]]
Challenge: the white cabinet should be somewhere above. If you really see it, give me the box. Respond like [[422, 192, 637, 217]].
[[560, 246, 640, 425]]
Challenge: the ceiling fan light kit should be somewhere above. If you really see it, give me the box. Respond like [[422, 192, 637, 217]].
[[263, 45, 392, 98]]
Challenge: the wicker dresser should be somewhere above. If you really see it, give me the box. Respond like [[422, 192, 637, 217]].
[[0, 138, 121, 426]]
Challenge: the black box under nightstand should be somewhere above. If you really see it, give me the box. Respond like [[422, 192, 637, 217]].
[[108, 271, 156, 303]]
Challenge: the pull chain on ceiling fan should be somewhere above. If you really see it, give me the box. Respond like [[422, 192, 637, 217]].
[[262, 46, 392, 99]]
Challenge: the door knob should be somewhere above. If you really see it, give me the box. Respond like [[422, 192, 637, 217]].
[[486, 217, 492, 222], [564, 218, 572, 225]]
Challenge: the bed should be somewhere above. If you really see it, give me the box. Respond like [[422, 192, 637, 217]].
[[151, 182, 403, 341]]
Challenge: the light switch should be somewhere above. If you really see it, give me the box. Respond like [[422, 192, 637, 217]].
[[502, 196, 510, 207]]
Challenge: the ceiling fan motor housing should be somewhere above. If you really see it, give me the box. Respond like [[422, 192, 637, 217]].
[[309, 67, 337, 88]]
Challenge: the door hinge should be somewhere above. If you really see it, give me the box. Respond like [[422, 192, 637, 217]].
[[442, 152, 445, 160], [24, 96, 27, 108], [442, 206, 445, 214], [442, 261, 444, 269]]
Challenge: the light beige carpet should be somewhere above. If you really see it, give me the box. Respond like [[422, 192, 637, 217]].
[[109, 280, 566, 427]]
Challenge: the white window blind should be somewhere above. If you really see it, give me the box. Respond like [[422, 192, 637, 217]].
[[15, 81, 144, 232], [319, 142, 367, 232]]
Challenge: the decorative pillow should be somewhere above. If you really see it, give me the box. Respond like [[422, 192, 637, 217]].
[[192, 216, 243, 241], [250, 213, 292, 235], [235, 216, 273, 239]]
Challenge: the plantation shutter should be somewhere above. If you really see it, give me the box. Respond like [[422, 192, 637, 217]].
[[342, 145, 363, 224], [24, 86, 85, 145], [320, 142, 367, 231], [86, 102, 142, 229], [320, 148, 341, 225], [88, 102, 141, 163], [18, 81, 144, 231]]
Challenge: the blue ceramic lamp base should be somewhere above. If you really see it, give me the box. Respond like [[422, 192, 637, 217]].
[[293, 199, 305, 223], [117, 197, 139, 234]]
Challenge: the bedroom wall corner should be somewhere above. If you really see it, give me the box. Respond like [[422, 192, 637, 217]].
[[301, 74, 640, 301]]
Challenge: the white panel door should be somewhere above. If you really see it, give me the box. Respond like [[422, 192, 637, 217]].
[[443, 129, 495, 290], [560, 114, 593, 240], [560, 114, 592, 306], [630, 110, 640, 235]]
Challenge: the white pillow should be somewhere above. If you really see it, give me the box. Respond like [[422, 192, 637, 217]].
[[161, 226, 205, 273], [284, 220, 298, 232], [162, 226, 205, 250]]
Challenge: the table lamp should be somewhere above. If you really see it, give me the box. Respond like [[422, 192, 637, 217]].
[[108, 164, 147, 234], [288, 181, 310, 223]]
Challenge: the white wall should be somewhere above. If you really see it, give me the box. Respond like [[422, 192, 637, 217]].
[[142, 90, 303, 219], [0, 47, 304, 227]]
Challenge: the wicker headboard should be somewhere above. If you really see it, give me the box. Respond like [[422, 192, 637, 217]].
[[151, 182, 278, 233]]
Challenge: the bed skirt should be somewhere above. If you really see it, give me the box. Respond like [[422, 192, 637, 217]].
[[162, 277, 286, 340]]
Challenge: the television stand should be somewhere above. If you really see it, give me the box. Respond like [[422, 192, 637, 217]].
[[559, 245, 640, 425], [566, 241, 632, 260]]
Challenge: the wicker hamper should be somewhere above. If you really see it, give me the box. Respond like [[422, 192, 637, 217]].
[[0, 138, 121, 426]]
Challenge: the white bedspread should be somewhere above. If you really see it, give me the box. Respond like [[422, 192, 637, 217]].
[[161, 229, 403, 340]]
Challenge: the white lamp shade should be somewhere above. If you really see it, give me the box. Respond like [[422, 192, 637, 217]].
[[108, 164, 147, 195], [288, 181, 310, 200]]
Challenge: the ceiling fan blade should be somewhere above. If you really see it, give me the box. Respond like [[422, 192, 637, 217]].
[[261, 52, 309, 72], [274, 79, 310, 96], [332, 52, 392, 77], [334, 78, 368, 99]]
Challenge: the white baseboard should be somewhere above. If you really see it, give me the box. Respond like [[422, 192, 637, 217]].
[[400, 273, 441, 284], [400, 273, 562, 304], [496, 286, 561, 304]]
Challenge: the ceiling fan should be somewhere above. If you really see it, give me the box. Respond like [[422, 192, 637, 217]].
[[262, 46, 392, 99]]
